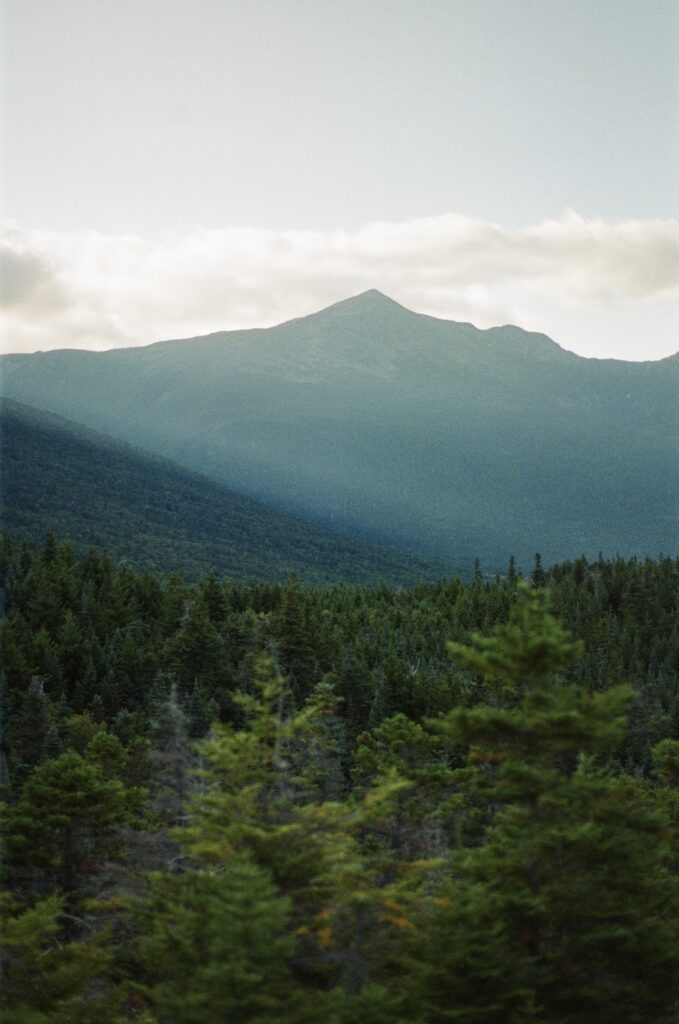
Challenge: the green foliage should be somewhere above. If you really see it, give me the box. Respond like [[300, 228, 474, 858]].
[[447, 583, 583, 692], [2, 750, 141, 893], [653, 738, 679, 787], [180, 657, 350, 896], [0, 893, 121, 1024], [2, 534, 679, 772], [2, 537, 679, 1019], [1, 399, 440, 585], [7, 677, 51, 777], [147, 684, 191, 824], [139, 858, 297, 1024], [418, 587, 679, 1022], [354, 713, 461, 859], [174, 658, 426, 1002]]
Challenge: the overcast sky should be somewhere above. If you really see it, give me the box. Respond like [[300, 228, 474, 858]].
[[1, 0, 678, 359]]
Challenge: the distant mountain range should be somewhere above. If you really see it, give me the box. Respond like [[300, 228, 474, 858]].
[[2, 290, 677, 569], [0, 398, 441, 584]]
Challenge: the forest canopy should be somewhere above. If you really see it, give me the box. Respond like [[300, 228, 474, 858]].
[[2, 534, 679, 1022]]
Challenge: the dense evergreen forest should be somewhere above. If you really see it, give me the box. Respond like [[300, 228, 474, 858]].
[[2, 534, 679, 1021], [1, 399, 441, 585]]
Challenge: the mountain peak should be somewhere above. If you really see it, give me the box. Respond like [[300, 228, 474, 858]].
[[321, 289, 409, 317], [352, 288, 394, 303], [2, 290, 676, 568]]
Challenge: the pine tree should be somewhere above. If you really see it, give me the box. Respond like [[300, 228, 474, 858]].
[[75, 656, 98, 709], [416, 586, 679, 1022], [0, 892, 122, 1024], [57, 610, 87, 697], [180, 655, 310, 882], [530, 551, 545, 587], [8, 676, 51, 776], [293, 678, 347, 803], [1, 750, 141, 895], [186, 681, 219, 738], [165, 596, 225, 692], [148, 684, 191, 825], [178, 657, 422, 1001], [42, 722, 64, 760], [64, 710, 102, 753], [84, 730, 128, 779], [276, 578, 318, 698], [139, 856, 298, 1024], [353, 713, 459, 859]]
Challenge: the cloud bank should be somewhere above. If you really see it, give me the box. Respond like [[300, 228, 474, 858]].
[[2, 212, 678, 360]]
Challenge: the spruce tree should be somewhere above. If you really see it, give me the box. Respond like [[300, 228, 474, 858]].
[[148, 683, 191, 825], [139, 856, 298, 1024], [416, 586, 679, 1023], [1, 750, 140, 895], [0, 893, 122, 1024], [8, 676, 51, 776]]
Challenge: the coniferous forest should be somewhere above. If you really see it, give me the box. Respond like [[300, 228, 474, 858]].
[[2, 533, 679, 1021], [4, 1, 679, 1017]]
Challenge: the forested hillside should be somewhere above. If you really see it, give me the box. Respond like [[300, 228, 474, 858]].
[[0, 398, 442, 585], [2, 535, 679, 1021], [3, 291, 677, 568]]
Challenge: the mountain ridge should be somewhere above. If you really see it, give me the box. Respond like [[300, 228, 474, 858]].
[[7, 290, 676, 363], [2, 292, 677, 569]]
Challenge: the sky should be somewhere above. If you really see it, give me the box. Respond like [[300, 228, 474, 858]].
[[1, 0, 678, 359]]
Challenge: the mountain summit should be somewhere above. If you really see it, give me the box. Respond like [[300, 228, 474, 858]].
[[318, 289, 411, 316], [2, 294, 677, 569]]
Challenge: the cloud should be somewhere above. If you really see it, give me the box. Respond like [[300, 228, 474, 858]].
[[0, 236, 68, 312], [2, 211, 678, 359]]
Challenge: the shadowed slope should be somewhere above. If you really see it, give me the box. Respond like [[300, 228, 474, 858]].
[[2, 292, 677, 568], [0, 398, 444, 584]]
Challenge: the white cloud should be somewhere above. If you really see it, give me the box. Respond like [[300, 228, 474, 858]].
[[1, 211, 678, 360]]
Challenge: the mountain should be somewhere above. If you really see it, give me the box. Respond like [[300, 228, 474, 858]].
[[0, 398, 442, 584], [2, 290, 677, 568]]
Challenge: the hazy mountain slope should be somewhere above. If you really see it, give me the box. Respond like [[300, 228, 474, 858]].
[[0, 398, 443, 584], [2, 291, 677, 567]]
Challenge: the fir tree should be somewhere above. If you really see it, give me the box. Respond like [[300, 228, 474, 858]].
[[139, 857, 298, 1024], [148, 684, 191, 825], [530, 551, 545, 587], [0, 892, 122, 1024], [2, 750, 141, 895], [417, 586, 679, 1022], [8, 676, 51, 776]]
